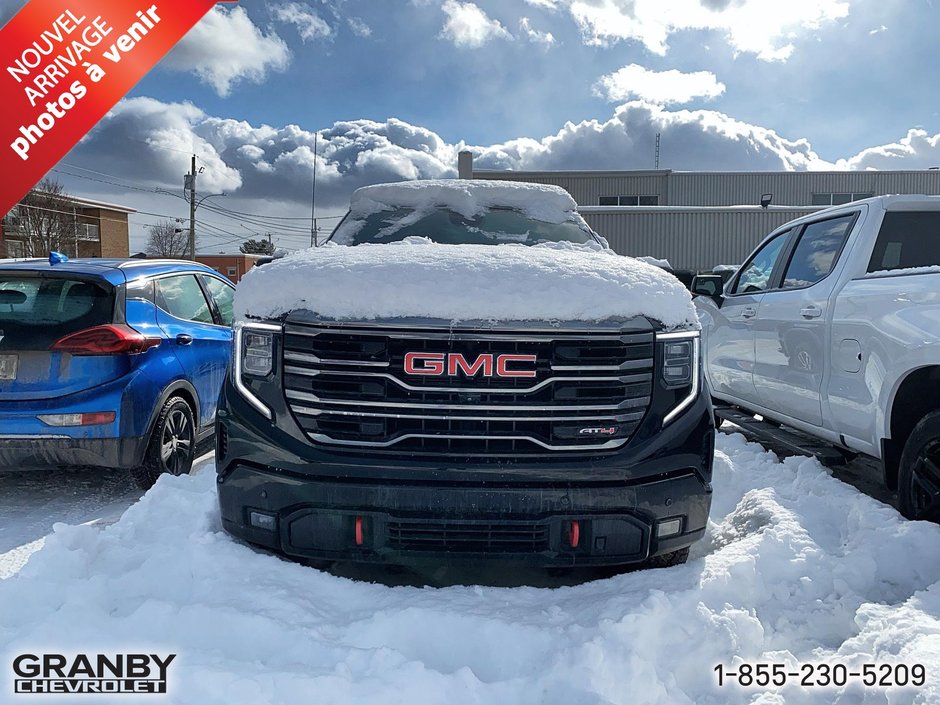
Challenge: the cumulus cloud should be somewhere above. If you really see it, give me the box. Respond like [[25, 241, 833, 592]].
[[163, 6, 291, 97], [836, 129, 940, 171], [69, 95, 836, 219], [558, 0, 850, 60], [440, 1, 512, 48], [69, 99, 458, 211], [594, 64, 726, 105], [68, 94, 940, 236], [520, 17, 555, 44], [271, 2, 334, 42], [68, 98, 243, 194], [473, 101, 830, 171]]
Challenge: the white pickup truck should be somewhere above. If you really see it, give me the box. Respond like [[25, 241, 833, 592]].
[[693, 195, 940, 522]]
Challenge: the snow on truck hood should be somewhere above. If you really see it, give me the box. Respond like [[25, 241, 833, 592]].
[[234, 241, 699, 330]]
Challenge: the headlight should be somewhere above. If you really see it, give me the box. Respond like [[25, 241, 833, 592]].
[[243, 331, 274, 376], [234, 322, 281, 419], [663, 339, 693, 387], [657, 330, 700, 426]]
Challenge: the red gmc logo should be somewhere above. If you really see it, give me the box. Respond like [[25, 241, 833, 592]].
[[404, 352, 537, 378]]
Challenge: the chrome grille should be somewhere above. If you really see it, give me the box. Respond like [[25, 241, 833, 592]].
[[283, 320, 654, 457]]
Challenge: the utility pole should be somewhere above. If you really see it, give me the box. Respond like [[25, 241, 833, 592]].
[[187, 154, 197, 260], [310, 132, 318, 247], [71, 204, 78, 258]]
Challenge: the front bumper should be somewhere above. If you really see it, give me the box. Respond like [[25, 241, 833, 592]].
[[216, 379, 714, 567]]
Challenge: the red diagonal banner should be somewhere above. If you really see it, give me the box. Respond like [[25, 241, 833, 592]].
[[0, 0, 236, 215]]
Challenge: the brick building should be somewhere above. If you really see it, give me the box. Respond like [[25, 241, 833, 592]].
[[1, 193, 134, 259], [195, 254, 262, 283]]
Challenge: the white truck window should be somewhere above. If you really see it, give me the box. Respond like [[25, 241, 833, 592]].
[[732, 230, 790, 294], [781, 214, 854, 288], [868, 212, 940, 272]]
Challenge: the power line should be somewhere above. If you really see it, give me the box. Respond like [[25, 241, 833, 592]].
[[51, 167, 163, 194], [51, 162, 347, 229]]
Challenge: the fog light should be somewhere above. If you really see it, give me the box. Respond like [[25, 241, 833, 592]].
[[249, 511, 277, 531], [656, 518, 683, 538]]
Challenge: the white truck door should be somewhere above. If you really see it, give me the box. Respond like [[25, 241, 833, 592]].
[[753, 213, 858, 426], [706, 230, 792, 406]]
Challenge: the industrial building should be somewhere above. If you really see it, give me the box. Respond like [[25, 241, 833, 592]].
[[459, 152, 940, 270]]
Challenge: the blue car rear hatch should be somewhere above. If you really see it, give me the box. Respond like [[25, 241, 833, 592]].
[[0, 265, 154, 401]]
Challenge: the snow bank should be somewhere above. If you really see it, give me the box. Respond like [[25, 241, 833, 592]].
[[235, 242, 699, 329], [2, 434, 940, 704]]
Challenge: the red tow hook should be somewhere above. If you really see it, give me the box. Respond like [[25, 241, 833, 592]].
[[569, 520, 580, 548], [355, 516, 364, 546]]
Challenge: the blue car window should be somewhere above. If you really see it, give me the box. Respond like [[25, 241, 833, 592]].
[[155, 275, 214, 324], [201, 276, 235, 327], [0, 275, 113, 348]]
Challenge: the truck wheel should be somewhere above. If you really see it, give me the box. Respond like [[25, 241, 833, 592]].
[[131, 397, 196, 490], [645, 547, 690, 569], [898, 411, 940, 522]]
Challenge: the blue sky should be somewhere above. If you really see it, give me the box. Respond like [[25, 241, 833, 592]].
[[3, 0, 940, 253]]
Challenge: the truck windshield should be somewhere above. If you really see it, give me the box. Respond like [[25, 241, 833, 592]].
[[330, 207, 597, 246]]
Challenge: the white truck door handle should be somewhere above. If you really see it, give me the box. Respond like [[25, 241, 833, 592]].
[[741, 306, 757, 319], [801, 306, 822, 319]]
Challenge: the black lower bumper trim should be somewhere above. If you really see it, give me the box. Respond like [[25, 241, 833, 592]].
[[218, 463, 711, 567]]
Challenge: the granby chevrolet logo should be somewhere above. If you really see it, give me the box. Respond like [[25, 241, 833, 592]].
[[404, 352, 537, 378], [12, 652, 175, 695]]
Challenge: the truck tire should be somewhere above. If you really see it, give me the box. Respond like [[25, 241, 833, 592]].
[[131, 397, 196, 490], [898, 411, 940, 522]]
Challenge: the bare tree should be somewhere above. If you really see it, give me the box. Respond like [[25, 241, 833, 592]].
[[14, 179, 77, 257], [145, 220, 188, 258]]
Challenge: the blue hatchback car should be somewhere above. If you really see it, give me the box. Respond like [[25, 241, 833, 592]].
[[0, 255, 235, 488]]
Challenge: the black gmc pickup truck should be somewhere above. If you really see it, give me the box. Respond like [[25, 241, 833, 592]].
[[215, 180, 714, 570]]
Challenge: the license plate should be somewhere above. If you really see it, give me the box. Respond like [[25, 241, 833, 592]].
[[0, 354, 18, 381]]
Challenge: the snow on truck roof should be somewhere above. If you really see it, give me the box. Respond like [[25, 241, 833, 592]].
[[347, 179, 580, 223], [235, 240, 699, 330]]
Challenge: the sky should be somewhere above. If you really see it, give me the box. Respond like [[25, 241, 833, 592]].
[[2, 0, 940, 254]]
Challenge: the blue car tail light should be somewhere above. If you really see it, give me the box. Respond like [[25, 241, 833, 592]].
[[51, 324, 162, 356]]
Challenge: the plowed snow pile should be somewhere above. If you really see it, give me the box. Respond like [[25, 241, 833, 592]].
[[2, 434, 939, 704]]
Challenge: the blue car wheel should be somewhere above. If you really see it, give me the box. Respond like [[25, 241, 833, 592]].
[[131, 396, 196, 490]]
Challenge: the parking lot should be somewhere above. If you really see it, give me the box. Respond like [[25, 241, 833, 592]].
[[0, 447, 213, 579]]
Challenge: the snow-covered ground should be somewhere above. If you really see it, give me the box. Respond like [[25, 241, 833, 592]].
[[1, 434, 939, 704], [0, 467, 143, 579]]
